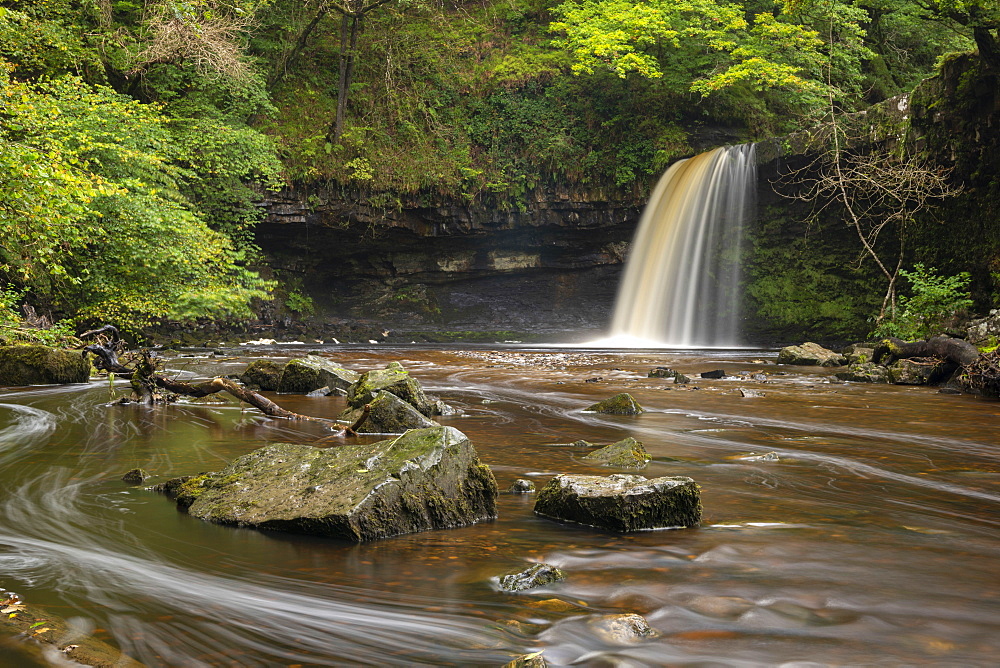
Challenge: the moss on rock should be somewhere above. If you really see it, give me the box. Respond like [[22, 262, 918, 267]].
[[0, 345, 90, 386], [582, 437, 650, 468], [241, 359, 284, 391], [347, 361, 434, 415], [534, 473, 701, 532], [584, 393, 644, 415], [277, 355, 358, 394], [497, 563, 566, 592], [167, 426, 498, 541], [338, 390, 439, 433]]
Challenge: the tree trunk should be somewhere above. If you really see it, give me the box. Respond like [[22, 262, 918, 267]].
[[333, 14, 361, 140], [973, 27, 1000, 71], [267, 5, 331, 90], [872, 336, 981, 367]]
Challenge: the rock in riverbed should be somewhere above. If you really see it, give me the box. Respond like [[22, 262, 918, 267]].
[[497, 563, 567, 592], [0, 345, 90, 385], [338, 390, 439, 433], [162, 426, 497, 541], [582, 437, 650, 468], [240, 359, 284, 391], [777, 342, 846, 367], [534, 473, 701, 532], [277, 355, 358, 394], [584, 393, 644, 415]]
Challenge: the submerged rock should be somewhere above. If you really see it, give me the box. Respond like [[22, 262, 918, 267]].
[[649, 367, 689, 383], [347, 361, 435, 415], [166, 426, 498, 542], [582, 437, 650, 468], [505, 479, 536, 494], [587, 613, 658, 643], [277, 355, 358, 394], [584, 393, 644, 415], [534, 473, 701, 532], [338, 390, 439, 433], [738, 388, 764, 397], [498, 563, 567, 592], [0, 345, 90, 386], [121, 468, 151, 484], [777, 342, 847, 367], [835, 362, 891, 383], [240, 359, 284, 391], [502, 652, 547, 668]]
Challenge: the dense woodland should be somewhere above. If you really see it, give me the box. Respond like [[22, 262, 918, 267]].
[[1, 0, 998, 339]]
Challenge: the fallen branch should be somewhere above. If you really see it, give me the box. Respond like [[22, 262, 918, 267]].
[[873, 336, 980, 367]]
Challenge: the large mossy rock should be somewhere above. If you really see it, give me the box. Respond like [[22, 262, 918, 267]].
[[887, 358, 954, 385], [582, 437, 650, 468], [171, 426, 497, 541], [277, 355, 358, 394], [835, 362, 890, 383], [0, 345, 90, 386], [240, 359, 284, 391], [347, 361, 434, 415], [338, 390, 439, 433], [584, 393, 644, 415], [777, 342, 846, 367], [534, 473, 701, 533]]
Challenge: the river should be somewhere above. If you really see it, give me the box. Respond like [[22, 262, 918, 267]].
[[1, 345, 998, 666]]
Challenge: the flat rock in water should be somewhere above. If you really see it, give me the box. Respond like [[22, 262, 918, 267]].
[[777, 342, 847, 367], [240, 359, 283, 391], [277, 355, 358, 394], [584, 393, 644, 415], [338, 390, 439, 434], [0, 345, 90, 385], [347, 361, 434, 415], [498, 563, 566, 592], [534, 473, 701, 532], [700, 369, 726, 379], [582, 437, 650, 468], [170, 426, 497, 542]]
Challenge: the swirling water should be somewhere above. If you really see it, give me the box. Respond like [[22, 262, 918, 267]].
[[1, 346, 999, 666]]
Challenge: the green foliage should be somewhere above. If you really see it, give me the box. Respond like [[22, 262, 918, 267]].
[[870, 264, 974, 340], [0, 67, 272, 330], [284, 290, 315, 315]]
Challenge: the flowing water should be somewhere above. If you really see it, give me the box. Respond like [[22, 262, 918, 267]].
[[608, 145, 757, 348], [2, 345, 999, 666]]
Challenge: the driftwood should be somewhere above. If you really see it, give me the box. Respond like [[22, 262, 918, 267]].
[[872, 336, 980, 367], [961, 351, 1000, 398], [82, 344, 364, 435]]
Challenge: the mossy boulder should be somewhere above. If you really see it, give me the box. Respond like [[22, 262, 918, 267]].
[[582, 437, 650, 468], [338, 390, 439, 434], [842, 344, 875, 365], [167, 426, 498, 542], [534, 473, 701, 533], [347, 361, 434, 415], [835, 362, 891, 383], [497, 563, 566, 592], [0, 345, 90, 386], [584, 393, 644, 415], [277, 355, 358, 394], [887, 358, 953, 385], [240, 359, 284, 391], [777, 342, 847, 367]]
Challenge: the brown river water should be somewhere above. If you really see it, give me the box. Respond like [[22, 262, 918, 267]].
[[1, 345, 998, 666]]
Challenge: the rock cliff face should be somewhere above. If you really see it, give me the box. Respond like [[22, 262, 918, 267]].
[[257, 184, 642, 338]]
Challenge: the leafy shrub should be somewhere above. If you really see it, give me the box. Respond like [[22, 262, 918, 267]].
[[871, 264, 973, 340]]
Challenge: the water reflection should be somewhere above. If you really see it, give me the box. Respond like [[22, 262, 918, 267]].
[[0, 347, 998, 665]]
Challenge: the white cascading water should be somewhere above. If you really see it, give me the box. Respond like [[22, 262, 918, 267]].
[[604, 144, 756, 348]]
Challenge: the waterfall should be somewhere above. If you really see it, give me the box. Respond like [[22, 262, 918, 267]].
[[606, 144, 756, 348]]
